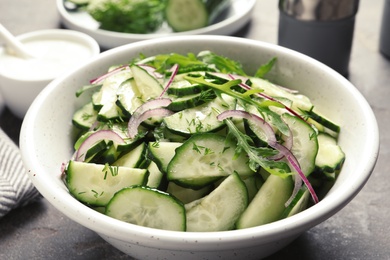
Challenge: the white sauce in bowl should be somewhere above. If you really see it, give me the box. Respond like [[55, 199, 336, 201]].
[[0, 38, 95, 80]]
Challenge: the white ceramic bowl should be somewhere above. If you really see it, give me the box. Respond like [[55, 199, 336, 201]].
[[19, 35, 379, 259], [0, 29, 100, 118]]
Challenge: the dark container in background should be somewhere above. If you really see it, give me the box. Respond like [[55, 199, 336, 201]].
[[380, 0, 390, 58], [278, 0, 360, 77]]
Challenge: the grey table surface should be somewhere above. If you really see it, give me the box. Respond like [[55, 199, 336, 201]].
[[0, 0, 389, 259]]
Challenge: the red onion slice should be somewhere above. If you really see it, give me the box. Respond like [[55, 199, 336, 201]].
[[127, 98, 173, 138], [131, 98, 172, 118], [137, 64, 164, 79], [128, 108, 174, 138], [90, 65, 130, 85], [75, 130, 125, 162], [217, 110, 277, 144], [160, 64, 179, 97], [273, 142, 318, 204]]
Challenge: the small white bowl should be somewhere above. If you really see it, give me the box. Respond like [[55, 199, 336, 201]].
[[20, 35, 379, 259], [0, 29, 100, 118]]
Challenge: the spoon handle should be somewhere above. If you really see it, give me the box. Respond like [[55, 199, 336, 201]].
[[0, 23, 35, 59]]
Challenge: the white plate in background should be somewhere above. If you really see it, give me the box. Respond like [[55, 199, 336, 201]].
[[57, 0, 256, 49]]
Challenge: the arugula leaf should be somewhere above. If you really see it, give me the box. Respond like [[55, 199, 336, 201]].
[[224, 118, 291, 177], [197, 51, 246, 75], [142, 53, 207, 73], [254, 57, 277, 78], [184, 75, 263, 109]]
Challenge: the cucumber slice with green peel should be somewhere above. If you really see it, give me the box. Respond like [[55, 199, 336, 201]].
[[185, 172, 248, 232], [280, 186, 310, 219], [167, 80, 208, 96], [130, 64, 163, 102], [166, 182, 212, 204], [145, 161, 164, 188], [113, 142, 148, 168], [95, 141, 121, 164], [236, 175, 294, 229], [241, 174, 263, 203], [161, 128, 188, 142], [108, 123, 145, 153], [106, 186, 186, 231], [92, 70, 132, 122], [168, 89, 216, 112], [116, 78, 143, 117], [165, 0, 230, 32], [282, 113, 318, 177], [167, 133, 253, 189], [165, 0, 207, 32], [92, 70, 132, 113], [66, 161, 148, 206], [97, 101, 123, 121], [72, 102, 98, 130], [163, 94, 236, 135], [148, 141, 182, 173], [315, 133, 345, 173], [306, 108, 341, 133], [84, 140, 108, 163]]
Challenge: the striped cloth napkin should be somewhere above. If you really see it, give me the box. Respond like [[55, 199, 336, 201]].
[[0, 128, 40, 217]]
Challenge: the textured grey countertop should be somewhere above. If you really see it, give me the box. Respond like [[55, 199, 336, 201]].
[[0, 0, 389, 259]]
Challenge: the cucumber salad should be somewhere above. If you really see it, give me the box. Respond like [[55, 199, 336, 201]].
[[63, 51, 345, 232]]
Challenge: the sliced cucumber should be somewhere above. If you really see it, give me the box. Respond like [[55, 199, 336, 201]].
[[163, 94, 236, 135], [315, 133, 345, 173], [113, 142, 148, 168], [145, 161, 164, 188], [97, 102, 123, 121], [74, 131, 108, 162], [165, 0, 207, 32], [109, 123, 145, 152], [95, 141, 121, 164], [307, 108, 340, 133], [116, 78, 143, 117], [167, 80, 207, 96], [280, 186, 310, 218], [241, 174, 263, 203], [167, 133, 253, 189], [161, 127, 188, 142], [66, 161, 147, 206], [106, 186, 186, 231], [236, 175, 293, 229], [130, 64, 163, 102], [185, 172, 248, 232], [168, 89, 216, 112], [92, 70, 132, 120], [166, 182, 212, 204], [72, 102, 98, 130], [85, 140, 109, 163], [148, 141, 182, 173], [165, 0, 229, 32], [282, 113, 318, 176]]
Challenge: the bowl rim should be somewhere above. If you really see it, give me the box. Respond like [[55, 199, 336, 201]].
[[20, 35, 379, 250]]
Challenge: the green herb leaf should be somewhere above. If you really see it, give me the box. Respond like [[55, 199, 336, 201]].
[[224, 118, 291, 177], [197, 51, 247, 75], [254, 57, 277, 78]]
